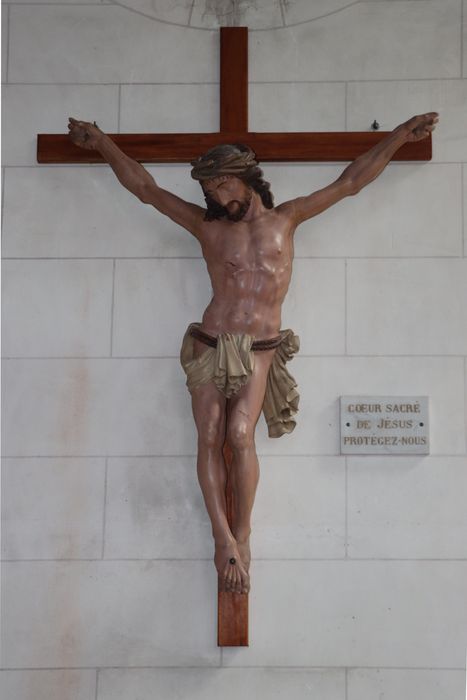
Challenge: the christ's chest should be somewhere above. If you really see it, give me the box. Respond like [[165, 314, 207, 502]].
[[216, 228, 291, 276]]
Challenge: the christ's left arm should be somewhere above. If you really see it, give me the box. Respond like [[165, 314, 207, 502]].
[[283, 112, 439, 226]]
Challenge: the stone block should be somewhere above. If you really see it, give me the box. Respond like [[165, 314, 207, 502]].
[[282, 258, 345, 355], [2, 5, 8, 83], [249, 83, 345, 131], [2, 85, 118, 166], [2, 167, 202, 258], [251, 2, 460, 82], [1, 358, 197, 457], [101, 0, 193, 23], [2, 561, 219, 667], [252, 456, 345, 558], [104, 456, 212, 559], [464, 164, 467, 255], [2, 457, 105, 560], [99, 667, 345, 700], [348, 668, 465, 700], [2, 260, 113, 357], [120, 84, 218, 133], [0, 670, 96, 700], [347, 456, 467, 558], [8, 6, 217, 83], [347, 259, 467, 355]]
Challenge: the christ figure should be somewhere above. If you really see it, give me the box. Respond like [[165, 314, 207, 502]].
[[68, 112, 438, 595]]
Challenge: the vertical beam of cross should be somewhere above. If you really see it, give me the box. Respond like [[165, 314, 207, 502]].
[[218, 29, 250, 646], [220, 26, 248, 133], [218, 445, 249, 647]]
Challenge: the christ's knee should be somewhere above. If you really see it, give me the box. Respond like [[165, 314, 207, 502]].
[[197, 416, 225, 453], [227, 419, 255, 454]]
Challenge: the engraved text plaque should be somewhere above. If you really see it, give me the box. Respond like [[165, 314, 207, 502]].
[[340, 396, 429, 455]]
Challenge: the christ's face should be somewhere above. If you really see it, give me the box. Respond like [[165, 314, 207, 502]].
[[202, 175, 253, 221]]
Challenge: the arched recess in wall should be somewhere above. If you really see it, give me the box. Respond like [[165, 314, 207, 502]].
[[105, 0, 363, 30]]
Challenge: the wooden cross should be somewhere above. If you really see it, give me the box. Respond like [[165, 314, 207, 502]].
[[36, 27, 430, 649]]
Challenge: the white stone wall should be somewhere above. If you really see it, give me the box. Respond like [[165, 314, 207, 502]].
[[2, 1, 467, 698]]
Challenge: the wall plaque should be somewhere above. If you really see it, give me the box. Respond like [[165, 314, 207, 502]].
[[340, 396, 429, 455]]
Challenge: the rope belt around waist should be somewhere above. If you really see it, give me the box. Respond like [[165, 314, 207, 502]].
[[189, 326, 283, 351]]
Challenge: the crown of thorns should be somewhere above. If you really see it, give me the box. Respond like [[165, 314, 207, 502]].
[[190, 144, 259, 181]]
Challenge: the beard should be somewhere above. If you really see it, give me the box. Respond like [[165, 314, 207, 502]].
[[226, 199, 251, 221], [225, 190, 253, 221], [203, 187, 253, 222]]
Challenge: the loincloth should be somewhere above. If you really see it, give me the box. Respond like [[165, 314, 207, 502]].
[[179, 322, 300, 438]]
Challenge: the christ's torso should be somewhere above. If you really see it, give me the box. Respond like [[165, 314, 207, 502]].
[[199, 207, 295, 339]]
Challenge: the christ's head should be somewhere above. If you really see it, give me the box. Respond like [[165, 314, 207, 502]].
[[190, 144, 274, 221], [201, 175, 253, 222]]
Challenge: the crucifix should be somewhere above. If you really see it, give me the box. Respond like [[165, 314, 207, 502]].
[[37, 27, 436, 648]]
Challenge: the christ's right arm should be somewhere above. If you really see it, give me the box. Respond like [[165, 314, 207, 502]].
[[67, 118, 206, 239]]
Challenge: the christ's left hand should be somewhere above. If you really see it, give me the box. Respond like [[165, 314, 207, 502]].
[[402, 112, 439, 142]]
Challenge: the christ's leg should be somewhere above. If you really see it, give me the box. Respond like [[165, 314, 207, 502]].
[[190, 340, 249, 594], [226, 348, 276, 593]]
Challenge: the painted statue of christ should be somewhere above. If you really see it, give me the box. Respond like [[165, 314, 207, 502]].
[[68, 112, 438, 595]]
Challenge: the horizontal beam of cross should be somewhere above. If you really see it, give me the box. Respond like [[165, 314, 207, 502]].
[[37, 131, 430, 163]]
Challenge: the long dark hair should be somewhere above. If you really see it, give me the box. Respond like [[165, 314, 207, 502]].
[[203, 170, 274, 222]]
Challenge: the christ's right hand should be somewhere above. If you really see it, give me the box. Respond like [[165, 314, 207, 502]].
[[68, 117, 104, 150]]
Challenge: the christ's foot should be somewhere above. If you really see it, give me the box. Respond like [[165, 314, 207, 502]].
[[214, 540, 250, 594], [236, 537, 251, 574]]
